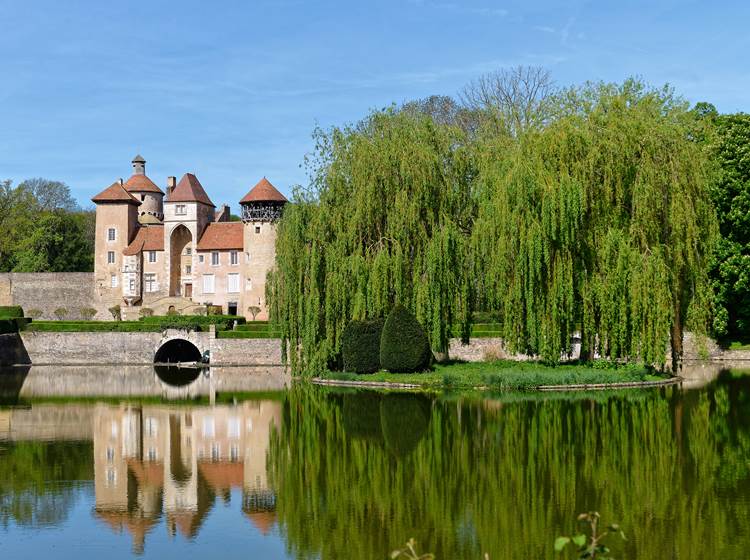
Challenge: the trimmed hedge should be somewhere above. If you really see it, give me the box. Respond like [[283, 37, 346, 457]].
[[380, 305, 432, 373], [0, 306, 24, 319], [342, 318, 384, 374], [25, 321, 164, 332], [216, 330, 280, 339], [140, 314, 246, 332]]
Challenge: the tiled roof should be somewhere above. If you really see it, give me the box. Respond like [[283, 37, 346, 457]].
[[123, 225, 164, 255], [169, 173, 215, 206], [196, 221, 243, 251], [240, 177, 288, 204], [124, 174, 164, 194], [91, 181, 141, 205]]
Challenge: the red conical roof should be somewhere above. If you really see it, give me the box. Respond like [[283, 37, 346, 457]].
[[240, 178, 287, 204], [169, 173, 215, 207], [92, 181, 141, 205], [124, 174, 164, 194]]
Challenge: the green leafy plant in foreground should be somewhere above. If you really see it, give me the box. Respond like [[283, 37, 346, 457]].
[[555, 512, 625, 559]]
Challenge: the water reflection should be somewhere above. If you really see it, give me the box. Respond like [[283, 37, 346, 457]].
[[1, 366, 750, 559], [1, 399, 281, 555]]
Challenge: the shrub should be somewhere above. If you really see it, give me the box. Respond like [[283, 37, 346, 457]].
[[379, 305, 432, 373], [79, 307, 97, 320], [342, 318, 384, 374], [53, 307, 69, 320], [207, 305, 223, 316], [26, 308, 42, 319], [109, 305, 121, 321], [0, 306, 24, 319], [140, 307, 154, 318], [247, 306, 261, 320], [166, 307, 180, 316]]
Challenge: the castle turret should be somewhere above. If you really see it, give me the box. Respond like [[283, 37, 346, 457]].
[[239, 178, 287, 320], [123, 155, 165, 223], [91, 180, 141, 312]]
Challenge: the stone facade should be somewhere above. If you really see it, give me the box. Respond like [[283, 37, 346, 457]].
[[0, 272, 96, 319], [91, 156, 287, 320]]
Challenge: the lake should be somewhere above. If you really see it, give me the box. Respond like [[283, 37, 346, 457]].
[[0, 364, 749, 559]]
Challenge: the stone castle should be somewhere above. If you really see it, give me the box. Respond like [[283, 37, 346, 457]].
[[91, 155, 287, 320]]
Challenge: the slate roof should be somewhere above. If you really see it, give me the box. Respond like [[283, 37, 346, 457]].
[[240, 177, 287, 204], [196, 221, 243, 251], [132, 154, 146, 163], [123, 225, 164, 255], [169, 173, 215, 206], [91, 181, 141, 205], [124, 174, 164, 194]]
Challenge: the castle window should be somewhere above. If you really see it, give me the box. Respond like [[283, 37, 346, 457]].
[[148, 251, 157, 263], [147, 448, 157, 461], [185, 247, 192, 256], [144, 273, 156, 292], [255, 225, 261, 234], [199, 255, 204, 263], [107, 251, 115, 264], [128, 278, 135, 292], [185, 265, 192, 274], [203, 274, 215, 294], [110, 274, 118, 288], [176, 204, 186, 215], [211, 252, 219, 266], [107, 228, 116, 241], [227, 273, 240, 293], [230, 445, 240, 462], [230, 250, 238, 265]]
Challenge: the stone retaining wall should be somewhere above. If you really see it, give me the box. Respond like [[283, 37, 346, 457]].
[[9, 331, 283, 366], [0, 273, 96, 320]]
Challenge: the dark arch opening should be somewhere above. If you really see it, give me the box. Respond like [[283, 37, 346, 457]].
[[154, 365, 202, 387], [154, 339, 202, 364]]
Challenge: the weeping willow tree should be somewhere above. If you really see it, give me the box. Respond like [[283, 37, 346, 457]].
[[268, 109, 475, 373], [472, 80, 717, 369]]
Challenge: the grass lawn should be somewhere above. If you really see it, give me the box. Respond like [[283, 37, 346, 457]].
[[321, 360, 667, 390]]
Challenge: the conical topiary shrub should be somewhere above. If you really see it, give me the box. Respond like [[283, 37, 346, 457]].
[[379, 304, 432, 372]]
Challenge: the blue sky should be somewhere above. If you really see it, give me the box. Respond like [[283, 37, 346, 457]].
[[1, 0, 748, 207]]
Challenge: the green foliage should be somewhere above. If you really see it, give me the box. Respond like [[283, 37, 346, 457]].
[[0, 306, 24, 318], [53, 307, 68, 320], [268, 108, 474, 374], [247, 305, 261, 320], [341, 318, 384, 373], [78, 307, 97, 320], [24, 321, 164, 332], [108, 305, 121, 321], [139, 307, 154, 318], [555, 512, 626, 559], [140, 314, 245, 332], [391, 538, 434, 560], [270, 78, 716, 375], [380, 305, 432, 373], [342, 392, 384, 442], [706, 113, 750, 339]]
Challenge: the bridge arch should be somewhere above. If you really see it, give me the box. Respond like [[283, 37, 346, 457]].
[[154, 338, 202, 364]]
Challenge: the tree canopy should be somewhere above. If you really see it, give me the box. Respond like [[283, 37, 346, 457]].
[[0, 179, 93, 272], [269, 76, 718, 373]]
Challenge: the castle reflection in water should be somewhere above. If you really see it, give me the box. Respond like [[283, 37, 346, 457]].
[[90, 401, 281, 553]]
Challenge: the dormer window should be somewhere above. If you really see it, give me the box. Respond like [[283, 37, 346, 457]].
[[176, 204, 186, 215]]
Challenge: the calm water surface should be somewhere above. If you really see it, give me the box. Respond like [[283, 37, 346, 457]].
[[0, 364, 749, 559]]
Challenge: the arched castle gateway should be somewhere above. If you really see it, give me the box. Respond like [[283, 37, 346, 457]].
[[91, 155, 287, 320]]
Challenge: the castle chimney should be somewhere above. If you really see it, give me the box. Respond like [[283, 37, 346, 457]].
[[167, 176, 176, 198], [132, 154, 146, 176], [216, 204, 230, 222], [119, 178, 124, 186]]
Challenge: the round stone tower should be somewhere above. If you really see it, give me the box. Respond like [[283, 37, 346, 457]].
[[123, 154, 165, 223]]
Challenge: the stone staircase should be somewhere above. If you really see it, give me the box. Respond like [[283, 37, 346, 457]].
[[121, 296, 202, 320]]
